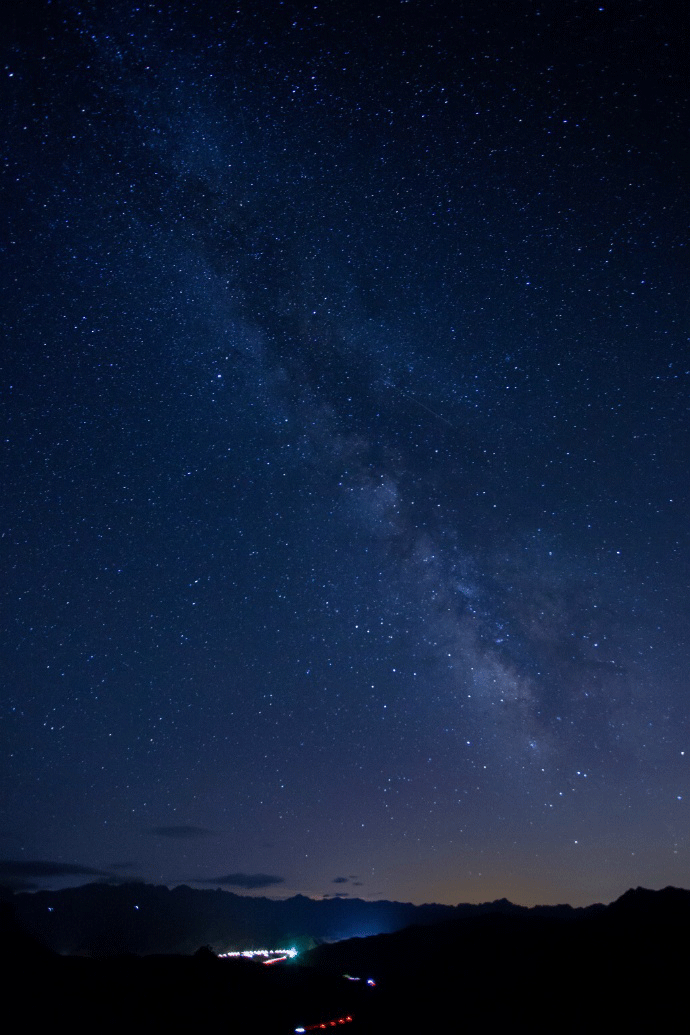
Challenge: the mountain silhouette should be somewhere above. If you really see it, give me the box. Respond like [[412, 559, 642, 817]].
[[4, 884, 688, 1033]]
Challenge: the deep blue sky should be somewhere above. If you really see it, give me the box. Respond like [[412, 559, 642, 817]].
[[2, 0, 688, 906]]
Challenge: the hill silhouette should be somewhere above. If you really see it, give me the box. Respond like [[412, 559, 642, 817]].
[[303, 885, 690, 1032], [3, 885, 688, 1033], [7, 879, 548, 956]]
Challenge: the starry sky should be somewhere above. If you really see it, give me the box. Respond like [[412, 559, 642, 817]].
[[2, 0, 688, 908]]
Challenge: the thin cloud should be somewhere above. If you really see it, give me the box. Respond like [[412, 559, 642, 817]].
[[206, 873, 285, 890], [332, 876, 349, 884]]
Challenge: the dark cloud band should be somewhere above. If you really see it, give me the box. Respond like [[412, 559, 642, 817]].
[[205, 873, 285, 890]]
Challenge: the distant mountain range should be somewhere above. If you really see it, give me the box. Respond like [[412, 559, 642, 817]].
[[3, 879, 548, 955], [5, 879, 689, 958], [3, 883, 689, 1033]]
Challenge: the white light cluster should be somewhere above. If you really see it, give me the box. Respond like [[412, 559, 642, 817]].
[[218, 946, 298, 960]]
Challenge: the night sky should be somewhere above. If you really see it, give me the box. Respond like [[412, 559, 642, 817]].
[[2, 0, 688, 908]]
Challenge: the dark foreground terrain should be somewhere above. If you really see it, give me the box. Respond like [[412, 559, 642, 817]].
[[3, 887, 688, 1033]]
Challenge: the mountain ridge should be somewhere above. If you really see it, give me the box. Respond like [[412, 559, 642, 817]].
[[5, 878, 685, 957]]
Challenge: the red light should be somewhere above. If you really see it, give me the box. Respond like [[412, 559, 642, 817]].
[[305, 1017, 353, 1031]]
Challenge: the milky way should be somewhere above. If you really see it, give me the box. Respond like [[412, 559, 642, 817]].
[[2, 0, 688, 905]]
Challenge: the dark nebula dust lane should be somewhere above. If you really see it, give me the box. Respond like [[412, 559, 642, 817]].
[[1, 0, 688, 906]]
